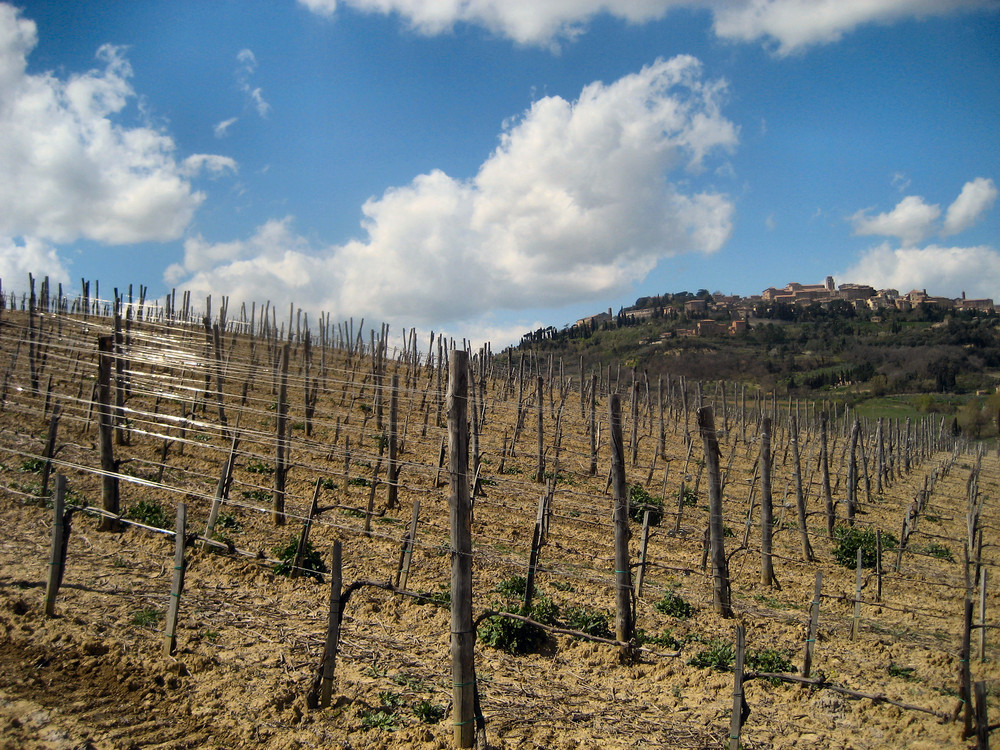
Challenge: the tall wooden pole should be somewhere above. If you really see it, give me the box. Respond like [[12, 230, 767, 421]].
[[609, 394, 634, 646], [96, 335, 119, 531], [760, 417, 775, 586], [700, 406, 732, 617], [448, 351, 475, 748]]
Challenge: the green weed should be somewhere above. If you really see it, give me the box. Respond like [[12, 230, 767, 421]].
[[124, 498, 171, 530], [654, 590, 693, 619], [272, 535, 328, 582]]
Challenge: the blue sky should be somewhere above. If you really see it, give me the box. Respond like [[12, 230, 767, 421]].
[[1, 1, 998, 346]]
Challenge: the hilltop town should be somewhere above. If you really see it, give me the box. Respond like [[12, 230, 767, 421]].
[[573, 277, 996, 339]]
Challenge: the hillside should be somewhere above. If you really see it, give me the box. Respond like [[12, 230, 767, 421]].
[[514, 294, 1000, 440], [0, 301, 998, 749]]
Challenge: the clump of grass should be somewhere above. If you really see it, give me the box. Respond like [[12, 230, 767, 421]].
[[347, 476, 371, 488], [132, 607, 162, 628], [564, 606, 612, 639], [413, 699, 445, 724], [628, 484, 664, 525], [832, 525, 897, 568], [888, 663, 917, 680], [746, 649, 796, 684], [124, 498, 170, 530], [415, 583, 451, 607], [635, 628, 681, 649], [359, 709, 398, 731], [495, 575, 527, 598], [391, 673, 426, 691], [240, 488, 270, 503], [378, 690, 404, 708], [478, 596, 558, 655], [19, 457, 45, 473], [926, 542, 954, 561], [654, 589, 693, 619], [687, 639, 735, 671], [245, 460, 274, 475], [680, 486, 698, 507], [272, 536, 328, 582]]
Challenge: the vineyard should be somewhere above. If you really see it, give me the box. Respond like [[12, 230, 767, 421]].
[[0, 281, 998, 750]]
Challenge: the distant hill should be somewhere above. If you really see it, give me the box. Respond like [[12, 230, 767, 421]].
[[510, 293, 1000, 439]]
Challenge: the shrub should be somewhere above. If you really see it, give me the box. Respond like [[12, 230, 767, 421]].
[[832, 526, 896, 568], [272, 536, 328, 582], [654, 590, 693, 619], [125, 498, 171, 530], [628, 485, 664, 525], [564, 606, 612, 639]]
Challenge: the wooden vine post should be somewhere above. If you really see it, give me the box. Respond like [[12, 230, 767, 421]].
[[759, 417, 775, 586], [699, 406, 732, 617], [395, 499, 420, 590], [850, 547, 863, 640], [96, 335, 119, 531], [318, 541, 343, 708], [820, 411, 835, 537], [163, 502, 187, 657], [803, 571, 822, 678], [44, 474, 67, 617], [609, 394, 635, 648], [448, 350, 476, 748], [789, 415, 814, 562], [273, 342, 290, 525], [589, 374, 598, 476], [535, 376, 544, 482], [387, 373, 399, 509], [729, 624, 747, 750]]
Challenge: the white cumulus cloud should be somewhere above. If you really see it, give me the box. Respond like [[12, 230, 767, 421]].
[[943, 177, 998, 237], [850, 178, 997, 246], [844, 242, 1000, 300], [298, 0, 998, 50], [850, 195, 940, 246], [711, 0, 997, 55], [0, 236, 70, 289], [171, 56, 738, 331], [0, 3, 234, 247]]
